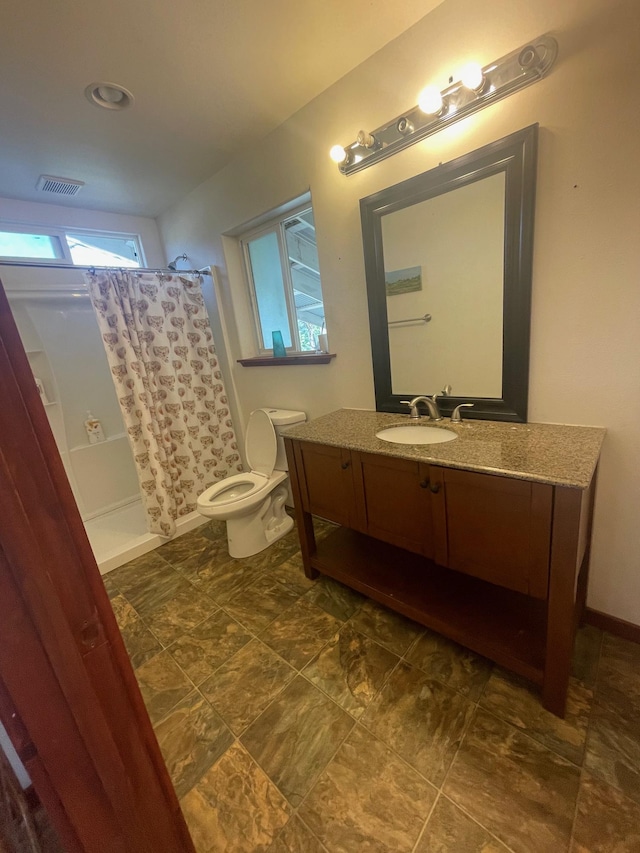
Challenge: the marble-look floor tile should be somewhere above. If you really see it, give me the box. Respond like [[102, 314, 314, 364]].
[[156, 529, 211, 566], [585, 660, 640, 804], [348, 598, 423, 657], [102, 573, 120, 599], [303, 576, 364, 622], [241, 675, 354, 807], [361, 661, 474, 786], [299, 725, 436, 853], [119, 613, 163, 669], [110, 593, 138, 631], [572, 625, 603, 688], [143, 581, 218, 646], [168, 610, 253, 685], [154, 690, 233, 798], [572, 771, 640, 852], [181, 741, 290, 853], [198, 518, 227, 542], [313, 517, 339, 541], [443, 709, 580, 853], [404, 629, 492, 701], [171, 537, 237, 586], [110, 551, 183, 616], [415, 795, 508, 853], [259, 598, 341, 670], [224, 574, 301, 633], [265, 555, 317, 596], [599, 633, 640, 684], [303, 624, 399, 718], [134, 650, 193, 724], [480, 668, 593, 764], [197, 560, 265, 605], [239, 530, 301, 573], [266, 817, 326, 853], [200, 640, 295, 735]]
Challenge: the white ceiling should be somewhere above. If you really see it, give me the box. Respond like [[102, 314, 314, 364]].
[[0, 0, 444, 218]]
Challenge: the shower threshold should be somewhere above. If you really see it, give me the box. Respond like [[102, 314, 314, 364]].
[[85, 499, 206, 575]]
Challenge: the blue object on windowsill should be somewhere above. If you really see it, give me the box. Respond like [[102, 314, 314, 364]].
[[271, 330, 287, 358]]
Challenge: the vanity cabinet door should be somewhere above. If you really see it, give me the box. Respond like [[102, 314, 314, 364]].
[[430, 467, 553, 598], [295, 441, 361, 528], [355, 452, 434, 558]]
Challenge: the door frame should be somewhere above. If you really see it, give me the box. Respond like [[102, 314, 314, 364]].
[[0, 276, 194, 852]]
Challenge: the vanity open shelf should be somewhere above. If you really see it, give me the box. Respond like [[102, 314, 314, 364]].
[[311, 525, 547, 685], [284, 409, 605, 718]]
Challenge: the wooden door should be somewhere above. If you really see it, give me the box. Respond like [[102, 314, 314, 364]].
[[295, 441, 361, 529], [355, 452, 434, 557], [0, 278, 194, 852], [430, 466, 552, 598]]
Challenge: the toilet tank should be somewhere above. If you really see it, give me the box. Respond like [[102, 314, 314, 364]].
[[262, 408, 306, 471]]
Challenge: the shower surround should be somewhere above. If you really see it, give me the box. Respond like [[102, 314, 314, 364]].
[[5, 266, 240, 572]]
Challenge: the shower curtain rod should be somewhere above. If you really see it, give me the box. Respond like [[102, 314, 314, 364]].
[[0, 260, 211, 275]]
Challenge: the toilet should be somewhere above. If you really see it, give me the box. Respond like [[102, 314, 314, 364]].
[[196, 407, 306, 558]]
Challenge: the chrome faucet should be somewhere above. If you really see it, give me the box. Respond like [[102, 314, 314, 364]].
[[401, 395, 437, 421], [401, 385, 451, 421]]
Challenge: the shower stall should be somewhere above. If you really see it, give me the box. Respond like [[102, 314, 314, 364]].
[[4, 266, 206, 573]]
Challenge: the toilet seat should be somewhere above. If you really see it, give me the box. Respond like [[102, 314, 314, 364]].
[[196, 468, 287, 517], [196, 409, 285, 517]]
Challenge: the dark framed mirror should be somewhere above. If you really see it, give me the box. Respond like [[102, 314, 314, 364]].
[[360, 124, 538, 422]]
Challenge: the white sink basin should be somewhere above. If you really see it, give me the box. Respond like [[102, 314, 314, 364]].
[[376, 425, 458, 445]]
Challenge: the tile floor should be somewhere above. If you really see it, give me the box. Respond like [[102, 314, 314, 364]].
[[103, 517, 640, 853]]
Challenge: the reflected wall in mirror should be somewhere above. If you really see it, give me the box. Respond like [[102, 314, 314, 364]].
[[361, 124, 538, 422]]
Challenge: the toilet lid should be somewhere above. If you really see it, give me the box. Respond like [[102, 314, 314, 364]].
[[245, 408, 277, 477]]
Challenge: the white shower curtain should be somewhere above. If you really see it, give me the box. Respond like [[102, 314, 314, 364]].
[[86, 270, 242, 536]]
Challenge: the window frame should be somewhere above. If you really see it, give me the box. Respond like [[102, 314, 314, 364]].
[[240, 201, 324, 356]]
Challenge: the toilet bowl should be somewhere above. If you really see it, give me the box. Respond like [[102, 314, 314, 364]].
[[196, 407, 306, 558]]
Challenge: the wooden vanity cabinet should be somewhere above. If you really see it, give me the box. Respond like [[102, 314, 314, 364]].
[[293, 441, 361, 529], [285, 436, 597, 719], [355, 452, 435, 558], [430, 467, 553, 599]]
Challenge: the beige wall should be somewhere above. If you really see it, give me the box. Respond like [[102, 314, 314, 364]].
[[159, 0, 640, 624]]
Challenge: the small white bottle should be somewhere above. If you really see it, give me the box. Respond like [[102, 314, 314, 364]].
[[84, 411, 105, 444]]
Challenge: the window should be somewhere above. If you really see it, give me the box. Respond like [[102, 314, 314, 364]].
[[241, 205, 325, 353], [0, 226, 65, 260], [0, 223, 143, 268], [65, 233, 140, 267]]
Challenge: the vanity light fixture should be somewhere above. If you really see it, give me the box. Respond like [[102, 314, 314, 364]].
[[330, 34, 557, 175]]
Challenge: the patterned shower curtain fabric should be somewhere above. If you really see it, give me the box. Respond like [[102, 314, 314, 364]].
[[86, 270, 242, 537]]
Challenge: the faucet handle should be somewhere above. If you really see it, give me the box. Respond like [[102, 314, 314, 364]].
[[400, 400, 419, 418], [440, 384, 453, 397], [451, 403, 474, 423]]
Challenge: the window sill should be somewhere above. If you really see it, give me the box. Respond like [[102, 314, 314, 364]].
[[237, 353, 336, 367]]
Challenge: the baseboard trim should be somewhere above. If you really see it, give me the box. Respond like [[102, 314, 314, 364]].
[[584, 607, 640, 645]]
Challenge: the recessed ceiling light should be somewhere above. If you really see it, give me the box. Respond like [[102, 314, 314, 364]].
[[84, 82, 134, 110]]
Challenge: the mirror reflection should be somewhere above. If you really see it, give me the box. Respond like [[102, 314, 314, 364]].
[[382, 172, 505, 398]]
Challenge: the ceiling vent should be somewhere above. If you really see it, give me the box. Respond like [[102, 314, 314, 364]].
[[36, 175, 85, 196]]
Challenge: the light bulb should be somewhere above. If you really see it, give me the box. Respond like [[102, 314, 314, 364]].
[[97, 85, 125, 103], [418, 85, 444, 115], [460, 63, 484, 92], [356, 130, 376, 149], [329, 144, 348, 164]]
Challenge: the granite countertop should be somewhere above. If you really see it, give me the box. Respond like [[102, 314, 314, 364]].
[[283, 409, 606, 489]]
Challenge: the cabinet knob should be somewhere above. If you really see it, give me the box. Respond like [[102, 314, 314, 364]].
[[341, 461, 350, 470], [419, 479, 430, 489], [429, 482, 441, 494]]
